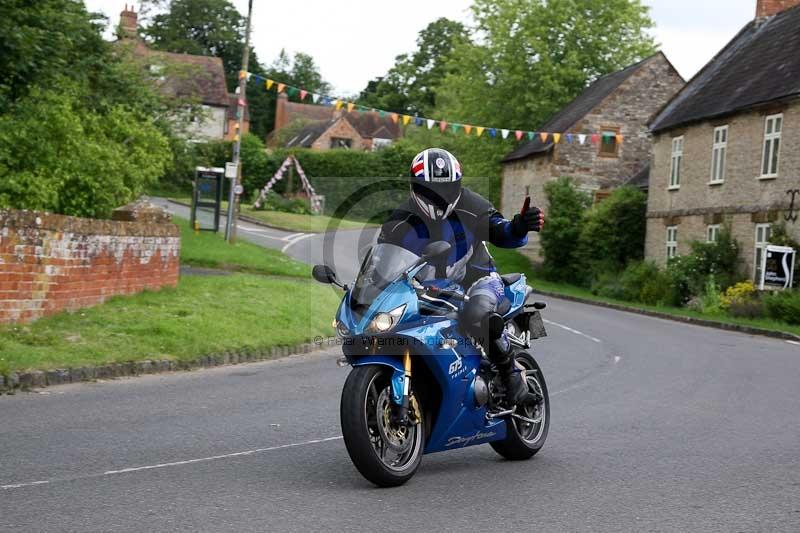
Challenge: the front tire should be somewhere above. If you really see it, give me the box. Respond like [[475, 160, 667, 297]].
[[340, 365, 424, 487], [490, 351, 550, 460]]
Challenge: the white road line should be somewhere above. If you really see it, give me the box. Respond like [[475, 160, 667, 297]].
[[281, 233, 314, 254], [543, 319, 602, 344], [786, 340, 800, 346], [1, 436, 343, 491]]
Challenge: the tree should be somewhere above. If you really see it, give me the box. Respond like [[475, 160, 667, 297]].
[[437, 0, 657, 128], [539, 177, 591, 282], [359, 18, 469, 116]]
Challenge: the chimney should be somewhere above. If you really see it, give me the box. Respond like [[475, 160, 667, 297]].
[[274, 93, 290, 132], [756, 0, 800, 17], [119, 4, 138, 39]]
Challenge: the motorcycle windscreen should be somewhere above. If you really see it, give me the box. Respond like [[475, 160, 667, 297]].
[[350, 244, 421, 320]]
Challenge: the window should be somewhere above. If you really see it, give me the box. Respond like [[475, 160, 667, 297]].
[[330, 137, 352, 149], [707, 224, 721, 243], [666, 226, 678, 260], [754, 223, 772, 282], [598, 127, 620, 157], [761, 114, 782, 178], [372, 138, 393, 151], [669, 136, 683, 189], [710, 126, 727, 183]]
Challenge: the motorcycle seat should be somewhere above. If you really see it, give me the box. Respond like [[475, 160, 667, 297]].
[[501, 273, 522, 285]]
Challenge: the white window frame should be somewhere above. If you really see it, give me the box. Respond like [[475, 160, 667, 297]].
[[666, 226, 678, 260], [760, 114, 782, 178], [754, 223, 772, 281], [710, 126, 727, 184], [669, 136, 683, 190], [707, 224, 721, 243]]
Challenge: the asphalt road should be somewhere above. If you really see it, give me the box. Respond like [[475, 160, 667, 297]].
[[2, 204, 799, 531]]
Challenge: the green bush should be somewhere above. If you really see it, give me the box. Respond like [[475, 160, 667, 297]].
[[255, 191, 311, 215], [764, 290, 800, 325], [539, 177, 592, 282], [666, 227, 741, 303], [578, 186, 647, 279]]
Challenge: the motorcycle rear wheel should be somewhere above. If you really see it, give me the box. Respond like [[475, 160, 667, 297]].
[[490, 351, 550, 460], [340, 365, 425, 487]]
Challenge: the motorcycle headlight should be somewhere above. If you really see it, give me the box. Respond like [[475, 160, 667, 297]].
[[367, 304, 406, 333], [333, 319, 349, 337]]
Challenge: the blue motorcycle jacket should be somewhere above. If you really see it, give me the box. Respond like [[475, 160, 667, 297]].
[[377, 188, 528, 288]]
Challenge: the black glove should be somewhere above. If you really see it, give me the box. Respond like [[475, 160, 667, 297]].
[[511, 206, 545, 237]]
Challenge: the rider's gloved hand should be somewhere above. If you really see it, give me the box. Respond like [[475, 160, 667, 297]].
[[511, 204, 545, 237]]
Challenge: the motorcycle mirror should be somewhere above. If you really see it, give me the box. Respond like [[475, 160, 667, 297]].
[[312, 264, 338, 285], [421, 241, 452, 261]]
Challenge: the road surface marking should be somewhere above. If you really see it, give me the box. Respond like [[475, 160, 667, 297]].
[[786, 340, 800, 346], [1, 436, 343, 491], [614, 356, 622, 364], [281, 233, 314, 253], [543, 319, 602, 344]]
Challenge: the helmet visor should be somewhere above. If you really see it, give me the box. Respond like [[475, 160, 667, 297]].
[[412, 181, 461, 210]]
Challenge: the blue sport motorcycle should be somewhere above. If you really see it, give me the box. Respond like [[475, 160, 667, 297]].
[[312, 241, 550, 487]]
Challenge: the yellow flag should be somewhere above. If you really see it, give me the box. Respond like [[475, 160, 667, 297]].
[[553, 133, 561, 144], [347, 102, 355, 112], [476, 126, 485, 137], [335, 100, 343, 110], [266, 79, 274, 90], [464, 125, 473, 135], [403, 115, 411, 126], [277, 83, 286, 93]]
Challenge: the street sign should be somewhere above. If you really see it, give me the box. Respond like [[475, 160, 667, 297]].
[[759, 245, 796, 290], [234, 184, 244, 196], [225, 162, 238, 179]]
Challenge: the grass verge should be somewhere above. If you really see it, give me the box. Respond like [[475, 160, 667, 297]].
[[490, 246, 800, 337], [0, 274, 340, 374]]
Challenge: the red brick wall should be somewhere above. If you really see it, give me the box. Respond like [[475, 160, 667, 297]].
[[0, 209, 180, 324], [756, 0, 800, 16]]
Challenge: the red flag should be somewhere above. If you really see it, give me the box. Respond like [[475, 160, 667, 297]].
[[439, 120, 448, 133], [300, 90, 308, 100], [591, 134, 600, 144], [515, 130, 523, 141]]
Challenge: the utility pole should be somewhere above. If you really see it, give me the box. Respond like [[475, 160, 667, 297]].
[[225, 0, 253, 243]]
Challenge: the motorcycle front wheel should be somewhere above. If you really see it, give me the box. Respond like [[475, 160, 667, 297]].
[[340, 365, 425, 487], [490, 350, 550, 460]]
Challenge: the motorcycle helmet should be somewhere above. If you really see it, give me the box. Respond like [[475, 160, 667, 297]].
[[409, 148, 462, 220]]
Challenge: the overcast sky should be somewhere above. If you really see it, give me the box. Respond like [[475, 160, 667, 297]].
[[86, 0, 756, 96]]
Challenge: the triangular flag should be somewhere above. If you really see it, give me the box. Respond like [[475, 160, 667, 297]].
[[239, 70, 247, 80], [476, 126, 485, 137], [527, 131, 536, 140], [287, 87, 298, 97], [464, 125, 473, 135], [554, 133, 561, 144], [540, 132, 549, 142], [501, 129, 510, 139], [591, 134, 600, 144], [415, 117, 424, 127], [277, 83, 286, 93], [299, 89, 307, 100], [566, 134, 574, 144], [578, 134, 586, 145], [237, 98, 245, 107], [266, 79, 274, 90], [311, 93, 319, 103], [427, 119, 435, 130], [403, 115, 411, 126], [335, 100, 343, 110], [347, 102, 355, 112], [451, 123, 461, 133], [489, 128, 497, 138], [616, 134, 624, 144], [379, 110, 385, 117], [514, 130, 523, 141], [245, 72, 252, 81], [439, 120, 448, 133], [390, 113, 399, 124]]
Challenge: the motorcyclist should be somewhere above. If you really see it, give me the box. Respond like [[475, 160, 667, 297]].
[[378, 148, 545, 406]]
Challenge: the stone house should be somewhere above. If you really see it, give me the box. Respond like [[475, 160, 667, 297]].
[[646, 0, 800, 283], [116, 5, 248, 142], [271, 94, 402, 151], [500, 52, 685, 260]]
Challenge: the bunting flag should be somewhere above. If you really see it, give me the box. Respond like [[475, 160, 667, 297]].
[[246, 72, 626, 148]]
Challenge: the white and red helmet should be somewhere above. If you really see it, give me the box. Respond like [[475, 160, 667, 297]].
[[409, 148, 462, 220]]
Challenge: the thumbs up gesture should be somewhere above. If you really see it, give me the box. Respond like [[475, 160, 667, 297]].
[[511, 196, 545, 237]]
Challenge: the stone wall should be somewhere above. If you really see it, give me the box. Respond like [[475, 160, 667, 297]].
[[645, 100, 800, 274], [501, 53, 685, 262], [0, 206, 180, 324], [311, 117, 367, 151]]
